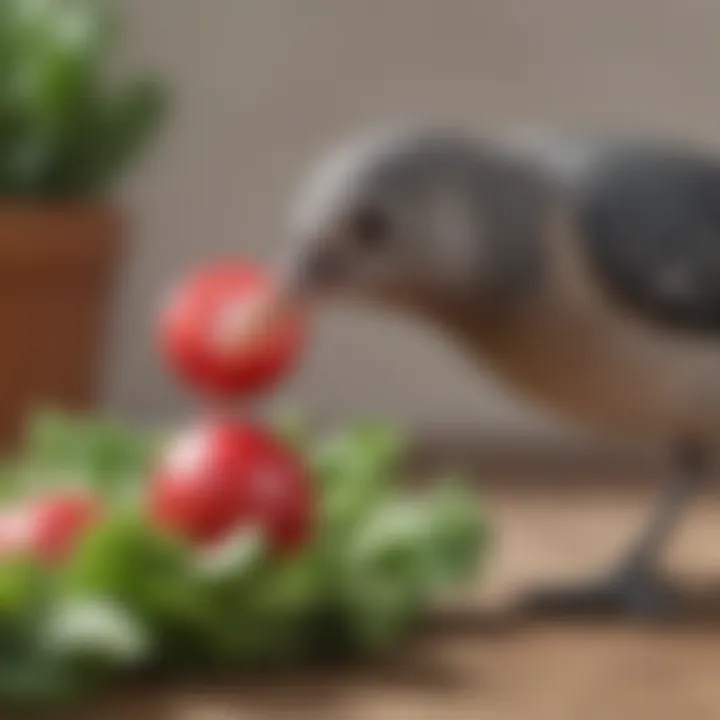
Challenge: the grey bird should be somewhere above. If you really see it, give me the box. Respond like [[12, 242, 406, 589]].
[[234, 126, 720, 617]]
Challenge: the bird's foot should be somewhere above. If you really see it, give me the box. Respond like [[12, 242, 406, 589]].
[[518, 566, 679, 620]]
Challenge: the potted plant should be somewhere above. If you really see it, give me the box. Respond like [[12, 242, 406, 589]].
[[0, 0, 166, 446]]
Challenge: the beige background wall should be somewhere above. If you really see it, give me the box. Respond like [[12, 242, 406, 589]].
[[106, 0, 720, 439]]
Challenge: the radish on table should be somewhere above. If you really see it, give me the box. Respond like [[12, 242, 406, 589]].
[[0, 490, 101, 563], [150, 418, 313, 551]]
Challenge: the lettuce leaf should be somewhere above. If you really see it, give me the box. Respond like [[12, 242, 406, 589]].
[[0, 409, 488, 707]]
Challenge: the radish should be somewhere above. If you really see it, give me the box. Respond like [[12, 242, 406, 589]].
[[0, 490, 100, 563], [150, 418, 313, 552], [158, 260, 305, 398]]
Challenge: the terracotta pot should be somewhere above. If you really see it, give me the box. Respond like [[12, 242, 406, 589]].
[[0, 205, 123, 448]]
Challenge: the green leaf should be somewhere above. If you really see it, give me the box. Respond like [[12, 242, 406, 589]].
[[20, 408, 157, 497], [335, 498, 430, 651], [62, 512, 226, 663], [313, 420, 408, 535], [42, 596, 153, 667], [0, 653, 83, 708], [251, 548, 325, 619], [63, 513, 190, 615], [314, 420, 407, 483], [0, 558, 43, 612], [423, 481, 488, 586], [0, 0, 166, 196], [193, 527, 266, 583], [97, 79, 167, 187]]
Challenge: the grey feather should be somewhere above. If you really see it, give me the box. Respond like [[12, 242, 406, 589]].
[[572, 147, 720, 335]]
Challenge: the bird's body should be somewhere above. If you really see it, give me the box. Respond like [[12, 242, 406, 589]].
[[272, 126, 720, 616], [444, 255, 720, 445], [439, 135, 720, 446]]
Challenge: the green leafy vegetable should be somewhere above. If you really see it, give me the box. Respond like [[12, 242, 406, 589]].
[[0, 409, 488, 707]]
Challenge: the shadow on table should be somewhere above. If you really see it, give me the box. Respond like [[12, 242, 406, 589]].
[[430, 576, 720, 631], [63, 577, 720, 719]]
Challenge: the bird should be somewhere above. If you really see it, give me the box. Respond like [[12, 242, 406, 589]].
[[233, 125, 720, 617]]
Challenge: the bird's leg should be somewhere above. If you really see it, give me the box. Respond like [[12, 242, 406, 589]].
[[520, 442, 707, 619]]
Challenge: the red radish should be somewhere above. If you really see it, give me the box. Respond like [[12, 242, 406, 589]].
[[150, 419, 313, 551], [158, 260, 306, 398], [0, 490, 100, 563], [0, 508, 37, 557]]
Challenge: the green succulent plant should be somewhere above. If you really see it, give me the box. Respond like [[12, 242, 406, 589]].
[[0, 0, 167, 197]]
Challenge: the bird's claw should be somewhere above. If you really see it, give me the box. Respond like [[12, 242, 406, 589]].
[[518, 568, 680, 620]]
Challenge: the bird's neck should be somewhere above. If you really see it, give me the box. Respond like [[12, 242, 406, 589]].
[[407, 284, 528, 342]]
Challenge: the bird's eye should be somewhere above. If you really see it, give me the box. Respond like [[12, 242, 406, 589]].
[[351, 207, 389, 250]]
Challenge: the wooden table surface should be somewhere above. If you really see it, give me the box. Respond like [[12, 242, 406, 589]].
[[78, 475, 720, 720]]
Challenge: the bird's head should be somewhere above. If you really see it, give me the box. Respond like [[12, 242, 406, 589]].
[[279, 127, 502, 312], [216, 128, 545, 352]]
